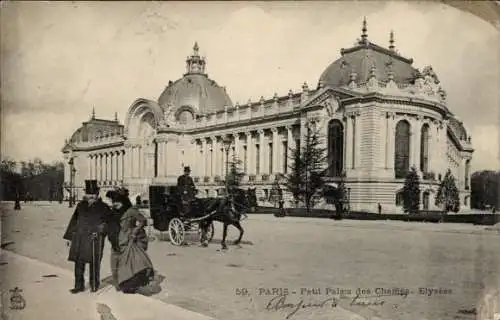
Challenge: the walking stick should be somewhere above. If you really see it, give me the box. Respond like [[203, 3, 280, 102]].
[[91, 232, 96, 291], [91, 231, 101, 292]]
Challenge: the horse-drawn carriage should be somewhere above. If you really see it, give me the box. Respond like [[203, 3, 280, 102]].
[[149, 185, 215, 246], [148, 185, 249, 249]]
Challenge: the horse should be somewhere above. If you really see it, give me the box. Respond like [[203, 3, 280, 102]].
[[195, 188, 249, 250]]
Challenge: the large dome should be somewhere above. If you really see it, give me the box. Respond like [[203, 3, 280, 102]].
[[158, 74, 233, 114], [319, 22, 418, 88], [157, 42, 233, 114]]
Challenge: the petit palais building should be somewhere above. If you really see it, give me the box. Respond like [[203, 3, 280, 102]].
[[62, 21, 474, 213]]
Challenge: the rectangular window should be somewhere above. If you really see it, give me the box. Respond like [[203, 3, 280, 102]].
[[243, 146, 248, 173], [210, 149, 213, 176], [269, 142, 273, 173], [283, 141, 288, 173], [352, 119, 356, 168], [154, 142, 158, 177], [220, 148, 224, 175], [256, 144, 260, 174]]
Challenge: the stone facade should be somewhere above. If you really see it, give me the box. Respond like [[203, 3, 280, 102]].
[[62, 23, 474, 213]]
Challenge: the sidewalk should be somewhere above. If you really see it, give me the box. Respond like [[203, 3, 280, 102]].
[[247, 214, 500, 234], [0, 250, 216, 320]]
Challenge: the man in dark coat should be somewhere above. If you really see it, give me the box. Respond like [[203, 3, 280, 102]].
[[177, 166, 196, 216], [105, 187, 133, 290], [63, 180, 110, 293]]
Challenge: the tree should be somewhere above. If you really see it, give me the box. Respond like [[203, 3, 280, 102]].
[[1, 158, 64, 201], [435, 169, 460, 213], [285, 124, 328, 214], [322, 171, 346, 217], [0, 158, 17, 172], [225, 155, 245, 190], [471, 170, 500, 209], [403, 167, 420, 214]]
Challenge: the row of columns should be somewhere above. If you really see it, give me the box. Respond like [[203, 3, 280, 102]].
[[127, 144, 143, 178], [89, 150, 125, 183], [191, 126, 298, 178]]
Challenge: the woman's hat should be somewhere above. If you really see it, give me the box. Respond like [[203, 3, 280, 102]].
[[105, 187, 129, 202]]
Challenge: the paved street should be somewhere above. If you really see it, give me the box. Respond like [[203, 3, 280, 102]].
[[1, 202, 499, 320]]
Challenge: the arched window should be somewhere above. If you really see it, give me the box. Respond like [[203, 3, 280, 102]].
[[394, 120, 411, 178], [465, 159, 470, 189], [178, 110, 194, 125], [328, 120, 344, 177], [420, 124, 430, 173]]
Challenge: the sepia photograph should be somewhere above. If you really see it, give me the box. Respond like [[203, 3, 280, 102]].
[[1, 1, 499, 320]]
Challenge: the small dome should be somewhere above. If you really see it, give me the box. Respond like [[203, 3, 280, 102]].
[[319, 43, 418, 88], [158, 74, 233, 114], [319, 19, 418, 88], [449, 117, 468, 140], [157, 42, 233, 114]]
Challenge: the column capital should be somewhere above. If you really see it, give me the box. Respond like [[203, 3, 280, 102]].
[[257, 129, 265, 135], [270, 127, 279, 133], [346, 111, 361, 118]]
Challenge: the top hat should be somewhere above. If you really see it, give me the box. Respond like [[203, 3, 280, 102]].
[[184, 166, 191, 173], [85, 180, 99, 195]]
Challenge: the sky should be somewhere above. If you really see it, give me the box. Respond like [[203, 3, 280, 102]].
[[1, 1, 499, 172]]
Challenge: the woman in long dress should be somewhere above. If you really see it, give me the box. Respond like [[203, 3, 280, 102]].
[[107, 189, 154, 294]]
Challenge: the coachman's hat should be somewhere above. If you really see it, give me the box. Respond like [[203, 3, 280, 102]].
[[184, 166, 191, 173], [84, 180, 99, 195]]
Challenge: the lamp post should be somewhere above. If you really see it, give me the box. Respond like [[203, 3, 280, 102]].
[[68, 158, 75, 208], [222, 136, 232, 188]]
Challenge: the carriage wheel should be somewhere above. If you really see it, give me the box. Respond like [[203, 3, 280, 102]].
[[198, 221, 215, 243], [168, 218, 185, 246]]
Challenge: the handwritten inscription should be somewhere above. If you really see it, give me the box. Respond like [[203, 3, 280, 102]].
[[235, 286, 453, 318], [349, 293, 386, 307], [265, 294, 338, 319]]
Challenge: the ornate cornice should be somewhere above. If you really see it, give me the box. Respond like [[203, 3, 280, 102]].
[[341, 93, 448, 117]]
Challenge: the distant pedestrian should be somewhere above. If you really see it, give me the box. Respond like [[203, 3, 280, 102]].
[[14, 192, 21, 210], [63, 180, 110, 294], [378, 203, 382, 214]]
